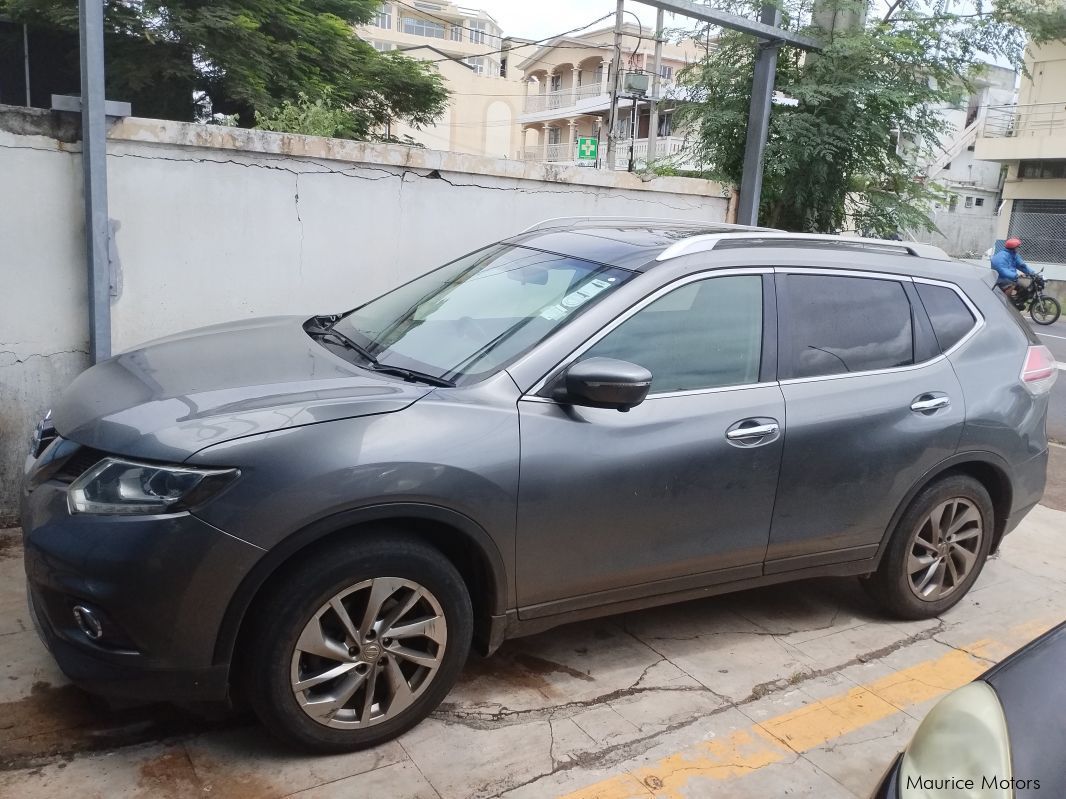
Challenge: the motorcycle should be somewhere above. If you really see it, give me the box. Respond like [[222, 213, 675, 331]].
[[1006, 271, 1061, 326]]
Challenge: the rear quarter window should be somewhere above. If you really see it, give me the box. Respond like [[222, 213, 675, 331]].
[[914, 283, 977, 352]]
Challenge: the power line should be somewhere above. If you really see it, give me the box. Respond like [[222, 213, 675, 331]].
[[421, 13, 616, 65]]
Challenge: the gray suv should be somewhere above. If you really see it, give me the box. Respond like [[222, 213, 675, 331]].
[[21, 219, 1056, 751]]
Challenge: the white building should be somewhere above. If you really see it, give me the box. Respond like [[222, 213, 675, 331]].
[[908, 64, 1018, 255], [515, 23, 707, 170]]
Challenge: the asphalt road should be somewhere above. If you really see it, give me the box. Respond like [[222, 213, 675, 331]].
[[1029, 316, 1066, 444]]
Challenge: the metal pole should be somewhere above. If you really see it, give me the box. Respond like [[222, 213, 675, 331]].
[[736, 4, 781, 227], [23, 24, 31, 106], [80, 0, 112, 362], [647, 9, 664, 166], [628, 95, 638, 172], [604, 0, 625, 170]]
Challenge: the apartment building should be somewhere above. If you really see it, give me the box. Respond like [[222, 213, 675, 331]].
[[905, 65, 1017, 256], [974, 40, 1066, 267], [515, 23, 706, 170], [356, 2, 526, 159]]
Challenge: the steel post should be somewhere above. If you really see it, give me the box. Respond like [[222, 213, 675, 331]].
[[736, 5, 781, 227], [79, 0, 111, 362]]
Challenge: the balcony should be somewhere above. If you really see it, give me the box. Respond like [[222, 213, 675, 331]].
[[974, 102, 1066, 162], [523, 83, 607, 114], [518, 137, 696, 170]]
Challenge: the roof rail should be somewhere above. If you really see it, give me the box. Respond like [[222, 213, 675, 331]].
[[521, 216, 771, 234], [656, 232, 953, 262]]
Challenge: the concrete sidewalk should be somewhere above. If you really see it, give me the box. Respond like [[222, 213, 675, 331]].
[[2, 497, 1064, 799]]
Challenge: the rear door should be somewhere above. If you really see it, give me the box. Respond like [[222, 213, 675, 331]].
[[515, 270, 785, 616], [766, 269, 967, 571]]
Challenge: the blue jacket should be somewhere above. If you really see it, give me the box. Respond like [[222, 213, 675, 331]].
[[991, 249, 1034, 282]]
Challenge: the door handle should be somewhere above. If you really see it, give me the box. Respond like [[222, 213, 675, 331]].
[[726, 422, 779, 441], [910, 395, 951, 413]]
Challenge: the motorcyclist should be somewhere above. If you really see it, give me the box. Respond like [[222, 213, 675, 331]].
[[990, 238, 1035, 296]]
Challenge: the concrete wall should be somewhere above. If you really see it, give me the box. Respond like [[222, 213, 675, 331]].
[[0, 106, 728, 524], [909, 209, 1000, 258]]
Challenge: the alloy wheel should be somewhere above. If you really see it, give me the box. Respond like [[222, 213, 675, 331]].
[[289, 577, 448, 729], [906, 498, 984, 601]]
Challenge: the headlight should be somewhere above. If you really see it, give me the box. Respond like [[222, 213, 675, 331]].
[[67, 458, 239, 516], [899, 681, 1012, 798]]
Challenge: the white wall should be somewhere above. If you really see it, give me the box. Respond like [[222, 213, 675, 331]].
[[909, 209, 1000, 258], [0, 107, 728, 523]]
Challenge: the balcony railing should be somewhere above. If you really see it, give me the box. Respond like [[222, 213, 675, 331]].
[[524, 83, 607, 114], [981, 102, 1066, 139], [518, 137, 694, 170]]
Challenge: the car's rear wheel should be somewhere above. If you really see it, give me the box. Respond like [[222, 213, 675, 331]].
[[864, 475, 994, 619], [245, 535, 472, 752], [1030, 295, 1061, 325]]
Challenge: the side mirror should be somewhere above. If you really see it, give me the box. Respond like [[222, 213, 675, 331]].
[[554, 357, 652, 412]]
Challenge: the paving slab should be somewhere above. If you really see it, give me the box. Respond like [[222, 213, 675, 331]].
[[2, 502, 1064, 799]]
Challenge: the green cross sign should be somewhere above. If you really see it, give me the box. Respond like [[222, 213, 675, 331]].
[[577, 137, 598, 161]]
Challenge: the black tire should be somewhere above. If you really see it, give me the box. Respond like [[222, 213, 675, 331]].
[[244, 534, 472, 752], [1030, 295, 1061, 326], [863, 475, 994, 620]]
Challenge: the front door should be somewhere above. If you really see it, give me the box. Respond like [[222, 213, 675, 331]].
[[766, 271, 967, 569], [515, 272, 785, 616]]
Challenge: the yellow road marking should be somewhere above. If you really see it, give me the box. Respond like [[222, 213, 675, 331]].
[[559, 616, 1062, 799]]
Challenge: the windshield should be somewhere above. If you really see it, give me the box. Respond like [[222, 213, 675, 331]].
[[331, 244, 636, 385]]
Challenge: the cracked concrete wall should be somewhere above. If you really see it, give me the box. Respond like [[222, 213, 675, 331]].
[[0, 106, 728, 523], [0, 111, 91, 525]]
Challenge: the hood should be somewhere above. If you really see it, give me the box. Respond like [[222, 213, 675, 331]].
[[52, 316, 432, 461]]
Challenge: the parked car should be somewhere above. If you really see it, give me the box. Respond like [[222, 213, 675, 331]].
[[22, 219, 1055, 752], [872, 620, 1066, 798]]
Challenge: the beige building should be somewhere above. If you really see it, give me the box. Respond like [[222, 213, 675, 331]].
[[974, 40, 1066, 266], [356, 2, 526, 159], [515, 23, 706, 169]]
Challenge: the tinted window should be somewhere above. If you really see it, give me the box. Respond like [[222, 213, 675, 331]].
[[785, 275, 914, 378], [581, 275, 763, 392], [915, 283, 976, 352]]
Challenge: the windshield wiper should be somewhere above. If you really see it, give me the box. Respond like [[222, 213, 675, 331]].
[[309, 323, 453, 388], [312, 329, 378, 365], [369, 364, 455, 388]]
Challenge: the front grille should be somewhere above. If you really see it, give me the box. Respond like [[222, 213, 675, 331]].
[[54, 448, 109, 483]]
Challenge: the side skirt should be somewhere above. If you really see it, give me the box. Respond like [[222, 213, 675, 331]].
[[497, 556, 878, 644]]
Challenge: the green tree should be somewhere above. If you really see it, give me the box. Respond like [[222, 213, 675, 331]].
[[0, 0, 448, 139], [675, 0, 1064, 235]]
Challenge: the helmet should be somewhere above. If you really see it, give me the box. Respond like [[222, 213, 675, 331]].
[[1005, 238, 1022, 249]]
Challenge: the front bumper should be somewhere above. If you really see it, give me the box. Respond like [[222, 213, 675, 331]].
[[21, 473, 264, 702]]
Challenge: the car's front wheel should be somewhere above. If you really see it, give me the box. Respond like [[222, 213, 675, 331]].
[[245, 534, 472, 751], [864, 475, 994, 619]]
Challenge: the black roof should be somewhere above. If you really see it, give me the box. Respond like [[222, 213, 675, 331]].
[[504, 222, 752, 271]]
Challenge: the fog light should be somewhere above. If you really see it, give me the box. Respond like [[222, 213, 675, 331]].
[[72, 605, 103, 641]]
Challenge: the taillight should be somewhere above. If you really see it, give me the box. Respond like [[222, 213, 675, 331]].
[[1021, 345, 1058, 395]]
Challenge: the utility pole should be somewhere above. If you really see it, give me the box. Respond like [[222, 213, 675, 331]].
[[23, 24, 32, 106], [736, 3, 781, 227], [647, 9, 665, 166], [80, 0, 112, 362], [628, 94, 638, 172], [603, 0, 625, 170]]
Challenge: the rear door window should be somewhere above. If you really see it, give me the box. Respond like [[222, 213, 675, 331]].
[[914, 283, 977, 352], [783, 274, 914, 378]]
